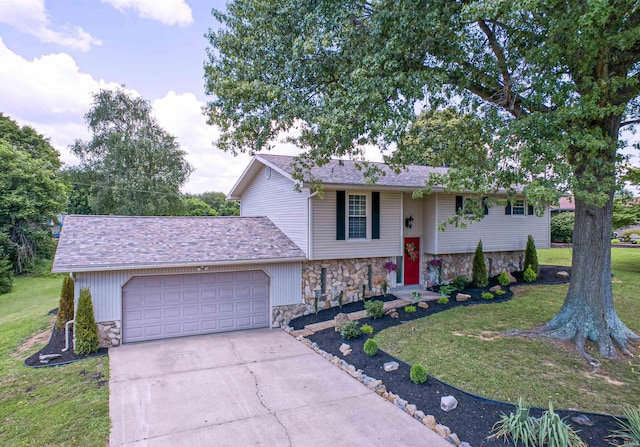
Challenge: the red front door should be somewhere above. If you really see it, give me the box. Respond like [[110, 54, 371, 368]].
[[404, 237, 420, 285]]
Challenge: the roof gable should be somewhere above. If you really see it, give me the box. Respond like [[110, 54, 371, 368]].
[[52, 215, 306, 272]]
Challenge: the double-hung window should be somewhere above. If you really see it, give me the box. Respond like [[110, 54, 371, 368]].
[[348, 194, 367, 239], [512, 199, 526, 216]]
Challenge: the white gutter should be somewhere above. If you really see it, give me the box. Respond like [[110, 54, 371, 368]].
[[307, 191, 318, 259]]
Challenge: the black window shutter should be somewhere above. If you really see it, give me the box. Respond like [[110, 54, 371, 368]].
[[455, 196, 463, 213], [483, 197, 489, 215], [336, 190, 346, 240], [372, 192, 380, 239], [528, 204, 534, 216], [505, 203, 512, 215]]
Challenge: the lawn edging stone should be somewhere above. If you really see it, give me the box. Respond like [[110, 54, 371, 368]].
[[283, 325, 465, 446]]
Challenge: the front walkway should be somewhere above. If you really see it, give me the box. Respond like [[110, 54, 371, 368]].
[[109, 329, 451, 447]]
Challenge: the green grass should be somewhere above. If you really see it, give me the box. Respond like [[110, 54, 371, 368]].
[[376, 248, 640, 415], [0, 275, 109, 447]]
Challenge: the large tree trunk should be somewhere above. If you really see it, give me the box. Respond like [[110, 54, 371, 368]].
[[537, 195, 638, 360]]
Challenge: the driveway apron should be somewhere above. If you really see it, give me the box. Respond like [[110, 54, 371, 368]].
[[109, 329, 451, 447]]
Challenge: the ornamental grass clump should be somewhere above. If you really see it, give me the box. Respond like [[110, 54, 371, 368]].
[[472, 240, 488, 287], [609, 404, 640, 447], [74, 287, 99, 355], [410, 364, 428, 384], [404, 305, 417, 313], [56, 275, 75, 330], [365, 300, 385, 319], [363, 338, 378, 356]]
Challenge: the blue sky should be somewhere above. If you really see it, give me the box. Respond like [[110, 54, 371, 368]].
[[0, 0, 300, 194]]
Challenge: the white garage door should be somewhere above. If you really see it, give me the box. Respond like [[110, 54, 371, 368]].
[[122, 270, 269, 343]]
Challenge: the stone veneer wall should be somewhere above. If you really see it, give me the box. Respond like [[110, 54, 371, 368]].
[[96, 320, 121, 347], [423, 250, 525, 287], [272, 257, 391, 327]]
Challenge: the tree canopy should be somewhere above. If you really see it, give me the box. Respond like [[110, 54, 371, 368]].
[[205, 0, 640, 359], [0, 114, 67, 275], [71, 88, 193, 216]]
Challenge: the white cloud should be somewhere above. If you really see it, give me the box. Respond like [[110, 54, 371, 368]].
[[103, 0, 193, 26], [0, 0, 101, 51]]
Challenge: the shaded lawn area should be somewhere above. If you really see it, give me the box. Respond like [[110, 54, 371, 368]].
[[375, 248, 640, 416], [0, 276, 109, 447]]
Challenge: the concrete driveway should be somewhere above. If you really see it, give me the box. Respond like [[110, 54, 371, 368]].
[[109, 329, 451, 447]]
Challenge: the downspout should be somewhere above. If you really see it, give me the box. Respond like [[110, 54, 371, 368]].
[[62, 272, 76, 352], [307, 191, 318, 260]]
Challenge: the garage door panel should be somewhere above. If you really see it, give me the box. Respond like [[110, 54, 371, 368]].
[[123, 271, 269, 343]]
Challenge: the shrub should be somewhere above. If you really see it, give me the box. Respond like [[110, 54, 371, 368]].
[[611, 238, 621, 244], [497, 270, 511, 287], [363, 338, 378, 356], [621, 229, 640, 243], [495, 289, 506, 296], [439, 284, 457, 297], [339, 321, 361, 339], [404, 305, 417, 313], [609, 404, 640, 447], [472, 240, 488, 287], [451, 275, 469, 292], [360, 323, 374, 335], [523, 265, 538, 283], [524, 235, 539, 276], [412, 290, 422, 302], [365, 300, 385, 318], [410, 364, 428, 384], [481, 291, 495, 300], [338, 290, 343, 308], [74, 287, 99, 355], [437, 297, 449, 305], [56, 275, 75, 330], [381, 279, 388, 296], [536, 402, 586, 447], [0, 256, 13, 294], [551, 212, 574, 242]]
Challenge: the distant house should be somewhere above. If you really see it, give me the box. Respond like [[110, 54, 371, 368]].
[[551, 196, 575, 214], [53, 154, 550, 347]]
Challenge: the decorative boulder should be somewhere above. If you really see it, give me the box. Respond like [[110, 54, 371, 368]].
[[334, 313, 350, 331], [456, 293, 471, 302], [489, 285, 502, 292], [556, 271, 570, 280], [418, 302, 429, 309], [383, 361, 399, 372], [506, 271, 517, 283], [440, 395, 458, 412]]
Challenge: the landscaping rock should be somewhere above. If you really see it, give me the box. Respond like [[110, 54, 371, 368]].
[[459, 442, 472, 447], [414, 410, 425, 421], [455, 293, 471, 302], [39, 353, 62, 361], [422, 415, 437, 430], [390, 311, 399, 318], [446, 433, 461, 445], [334, 313, 350, 331], [383, 361, 399, 372], [339, 343, 352, 356], [385, 308, 397, 315], [556, 271, 570, 280], [571, 414, 594, 426], [418, 301, 429, 308], [489, 285, 501, 292], [435, 423, 452, 437], [441, 395, 458, 412], [406, 403, 417, 416]]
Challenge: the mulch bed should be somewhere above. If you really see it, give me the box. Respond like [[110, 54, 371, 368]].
[[24, 320, 108, 368], [293, 265, 626, 447]]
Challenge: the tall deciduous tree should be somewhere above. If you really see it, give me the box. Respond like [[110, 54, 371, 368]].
[[204, 1, 640, 359], [72, 88, 193, 216], [0, 114, 67, 275]]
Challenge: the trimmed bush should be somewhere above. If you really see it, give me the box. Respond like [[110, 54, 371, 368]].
[[495, 289, 506, 296], [472, 240, 488, 287], [363, 338, 378, 356], [339, 320, 361, 339], [551, 212, 574, 242], [524, 235, 539, 275], [481, 291, 495, 300], [439, 285, 457, 297], [497, 270, 511, 287], [360, 324, 374, 335], [74, 287, 99, 355], [56, 275, 75, 330], [451, 275, 469, 292], [621, 229, 640, 243], [0, 256, 13, 294], [611, 238, 621, 244], [437, 297, 449, 305], [410, 364, 428, 384], [364, 300, 385, 319], [523, 265, 538, 283], [404, 305, 417, 313]]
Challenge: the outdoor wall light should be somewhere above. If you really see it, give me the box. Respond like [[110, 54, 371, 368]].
[[196, 266, 209, 272], [405, 215, 414, 229]]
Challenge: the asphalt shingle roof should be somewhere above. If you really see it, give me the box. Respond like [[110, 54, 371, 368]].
[[52, 215, 306, 272], [258, 154, 448, 189]]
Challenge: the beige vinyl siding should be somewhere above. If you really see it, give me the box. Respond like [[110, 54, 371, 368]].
[[73, 262, 302, 323], [240, 165, 309, 254], [403, 193, 423, 238], [435, 194, 550, 254], [311, 190, 402, 260], [422, 194, 438, 253]]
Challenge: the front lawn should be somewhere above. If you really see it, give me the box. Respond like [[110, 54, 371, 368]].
[[0, 275, 110, 447], [375, 248, 640, 415]]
